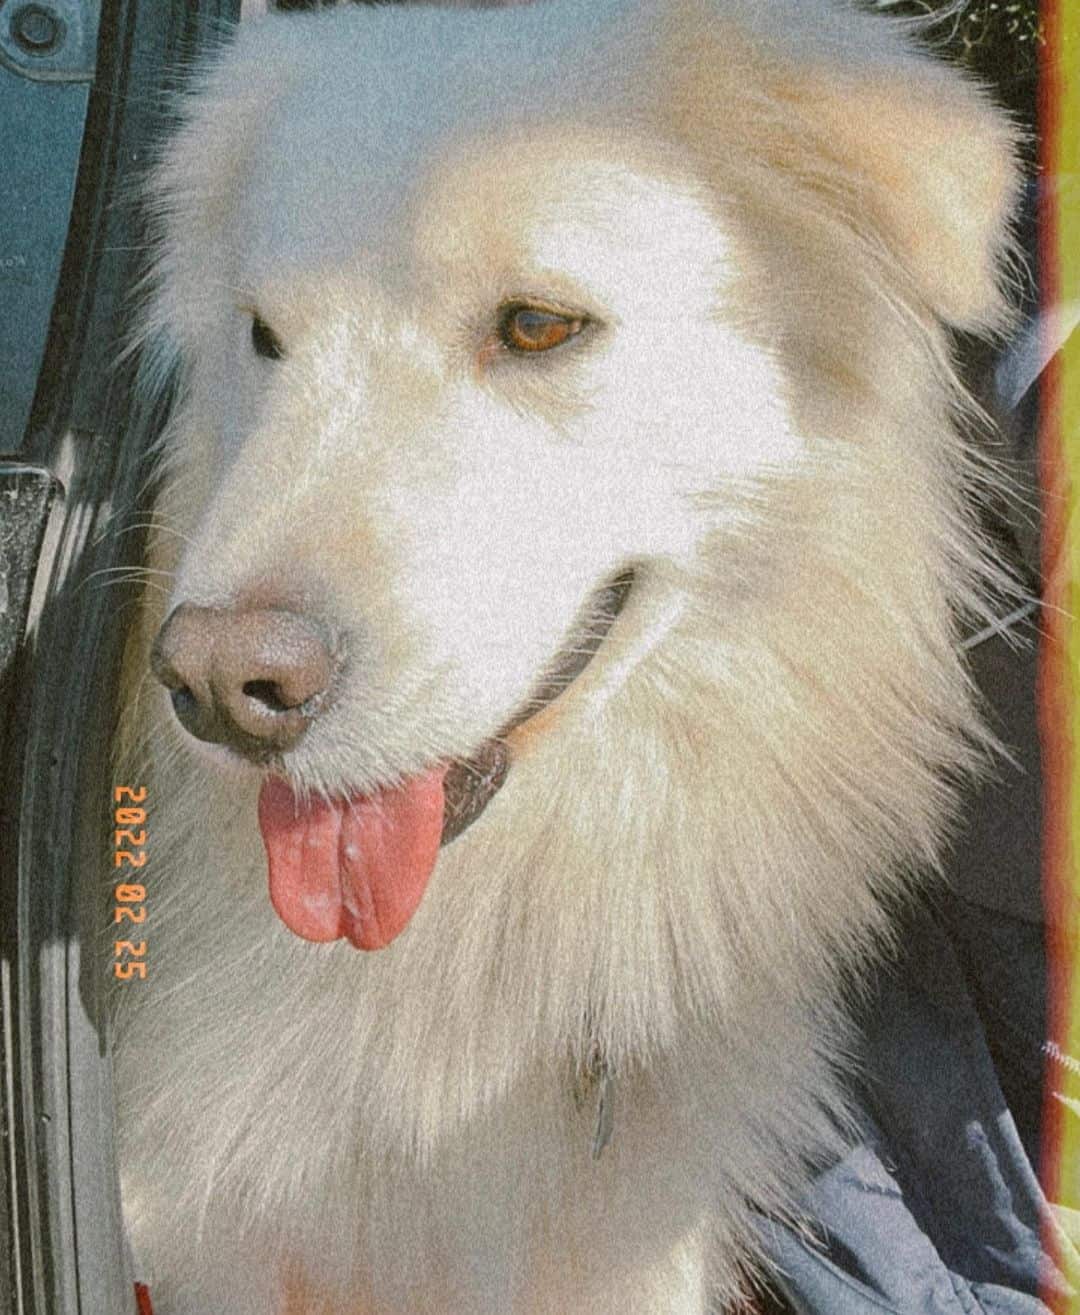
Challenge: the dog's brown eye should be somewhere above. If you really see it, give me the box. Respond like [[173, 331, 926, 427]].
[[251, 315, 285, 361], [498, 303, 586, 354]]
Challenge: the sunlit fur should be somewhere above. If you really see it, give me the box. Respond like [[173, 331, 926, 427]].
[[112, 1, 1020, 1311]]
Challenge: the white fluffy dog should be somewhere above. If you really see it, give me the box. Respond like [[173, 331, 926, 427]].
[[113, 1, 1019, 1310]]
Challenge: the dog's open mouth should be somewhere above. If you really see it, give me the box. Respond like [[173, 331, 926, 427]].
[[257, 570, 634, 950]]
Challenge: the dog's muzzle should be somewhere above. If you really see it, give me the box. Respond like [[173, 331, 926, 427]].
[[150, 568, 633, 846]]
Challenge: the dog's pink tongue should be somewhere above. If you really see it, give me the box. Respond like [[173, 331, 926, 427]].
[[258, 771, 446, 951]]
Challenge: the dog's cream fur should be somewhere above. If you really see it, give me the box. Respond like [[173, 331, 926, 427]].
[[112, 2, 1020, 1311]]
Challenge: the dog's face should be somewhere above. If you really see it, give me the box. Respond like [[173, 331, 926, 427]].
[[173, 131, 797, 770], [154, 10, 808, 793], [145, 0, 1017, 951]]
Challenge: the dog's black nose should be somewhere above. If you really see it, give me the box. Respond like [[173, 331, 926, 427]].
[[151, 604, 335, 757]]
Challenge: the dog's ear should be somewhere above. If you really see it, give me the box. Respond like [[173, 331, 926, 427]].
[[663, 5, 1021, 335], [791, 61, 1021, 333]]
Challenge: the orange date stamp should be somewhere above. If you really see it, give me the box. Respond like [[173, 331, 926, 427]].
[[113, 785, 148, 981]]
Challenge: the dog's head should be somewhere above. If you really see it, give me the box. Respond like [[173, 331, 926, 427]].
[[139, 0, 1018, 952]]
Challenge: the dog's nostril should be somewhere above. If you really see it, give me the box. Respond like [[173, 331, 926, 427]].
[[170, 686, 198, 720], [242, 679, 295, 715]]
